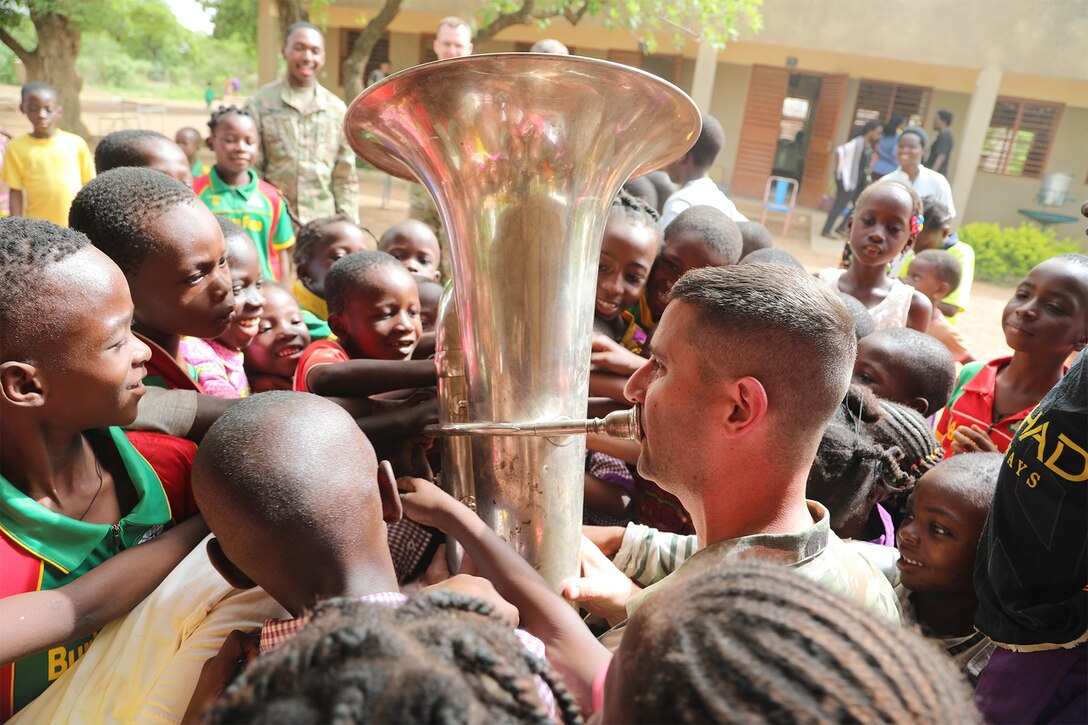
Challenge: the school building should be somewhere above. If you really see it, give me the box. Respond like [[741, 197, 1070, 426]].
[[257, 0, 1088, 232]]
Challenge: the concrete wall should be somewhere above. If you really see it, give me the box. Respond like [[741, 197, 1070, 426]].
[[705, 62, 754, 185]]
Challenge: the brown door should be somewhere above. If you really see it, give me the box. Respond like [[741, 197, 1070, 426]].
[[798, 74, 848, 207], [730, 65, 790, 197]]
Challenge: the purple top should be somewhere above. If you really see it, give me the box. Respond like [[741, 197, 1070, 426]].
[[867, 503, 897, 547]]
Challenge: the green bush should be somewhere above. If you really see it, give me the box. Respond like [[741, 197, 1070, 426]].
[[958, 222, 1081, 284]]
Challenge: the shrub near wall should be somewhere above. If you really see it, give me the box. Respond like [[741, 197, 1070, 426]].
[[958, 222, 1082, 284]]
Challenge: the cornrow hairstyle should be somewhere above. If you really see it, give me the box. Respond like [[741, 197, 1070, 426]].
[[610, 188, 660, 225], [869, 397, 943, 492], [93, 129, 173, 174], [663, 205, 743, 265], [207, 104, 254, 135], [207, 591, 583, 725], [915, 249, 963, 291], [324, 250, 410, 315], [855, 178, 924, 221], [294, 214, 353, 267], [621, 176, 659, 212], [0, 217, 90, 360], [20, 81, 57, 103], [68, 167, 197, 276], [806, 385, 889, 530], [618, 562, 981, 724]]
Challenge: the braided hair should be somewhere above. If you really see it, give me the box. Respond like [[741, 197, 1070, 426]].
[[207, 591, 582, 725], [616, 562, 981, 724], [207, 104, 254, 135], [610, 189, 660, 226], [870, 397, 943, 492]]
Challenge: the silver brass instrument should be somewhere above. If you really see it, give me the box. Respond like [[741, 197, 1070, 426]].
[[345, 53, 699, 587]]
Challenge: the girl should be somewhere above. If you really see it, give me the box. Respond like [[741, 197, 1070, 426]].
[[243, 282, 311, 393], [882, 126, 957, 218], [180, 218, 265, 398], [818, 180, 932, 331], [291, 215, 373, 341]]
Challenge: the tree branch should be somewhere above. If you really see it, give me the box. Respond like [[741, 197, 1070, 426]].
[[474, 0, 537, 44], [563, 1, 589, 25], [0, 25, 33, 64]]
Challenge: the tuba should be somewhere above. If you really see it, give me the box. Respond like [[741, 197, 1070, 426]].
[[345, 54, 699, 587]]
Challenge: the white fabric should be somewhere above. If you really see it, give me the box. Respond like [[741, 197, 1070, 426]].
[[11, 535, 287, 725], [659, 176, 748, 229], [882, 166, 957, 219], [816, 268, 914, 330], [837, 135, 866, 193]]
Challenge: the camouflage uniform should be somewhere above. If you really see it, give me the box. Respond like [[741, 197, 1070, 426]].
[[245, 79, 359, 226], [616, 501, 902, 625]]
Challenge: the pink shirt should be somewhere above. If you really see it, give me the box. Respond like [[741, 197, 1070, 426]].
[[179, 337, 250, 399]]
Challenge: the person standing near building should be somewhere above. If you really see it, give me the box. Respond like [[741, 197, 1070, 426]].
[[246, 22, 359, 229], [872, 114, 904, 181], [821, 120, 883, 238], [927, 110, 955, 177]]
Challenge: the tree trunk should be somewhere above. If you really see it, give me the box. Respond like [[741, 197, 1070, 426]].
[[274, 0, 308, 41], [340, 0, 403, 102], [1, 11, 90, 138]]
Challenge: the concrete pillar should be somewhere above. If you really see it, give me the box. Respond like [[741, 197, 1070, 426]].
[[258, 0, 280, 87], [950, 66, 1002, 222], [690, 40, 720, 111]]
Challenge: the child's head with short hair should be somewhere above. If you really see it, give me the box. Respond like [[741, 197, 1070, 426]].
[[646, 205, 742, 318], [905, 249, 961, 306], [20, 81, 60, 138], [378, 219, 442, 282], [737, 221, 773, 259], [413, 274, 443, 333], [664, 112, 724, 180], [1002, 254, 1088, 361], [215, 217, 265, 351], [205, 106, 258, 183], [738, 247, 804, 270], [607, 562, 980, 724], [853, 326, 956, 416], [326, 251, 423, 360], [192, 392, 401, 615], [913, 199, 952, 252], [94, 129, 192, 184], [596, 191, 660, 322], [294, 215, 373, 298], [837, 292, 875, 339], [845, 180, 923, 270], [0, 217, 152, 430], [69, 167, 236, 342], [243, 282, 310, 387], [208, 591, 577, 724], [897, 452, 1002, 596], [174, 127, 203, 166]]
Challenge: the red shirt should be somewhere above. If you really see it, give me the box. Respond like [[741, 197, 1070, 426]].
[[292, 340, 348, 393], [936, 356, 1038, 456]]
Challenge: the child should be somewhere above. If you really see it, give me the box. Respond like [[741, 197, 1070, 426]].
[[837, 291, 876, 339], [737, 220, 773, 259], [93, 129, 192, 185], [0, 217, 200, 718], [193, 106, 295, 281], [905, 249, 976, 362], [180, 218, 265, 398], [413, 274, 443, 333], [936, 254, 1088, 456], [243, 282, 311, 393], [659, 113, 747, 227], [853, 326, 956, 416], [896, 452, 1001, 685], [378, 218, 442, 281], [817, 180, 931, 330], [593, 192, 661, 347], [174, 127, 209, 179], [68, 167, 236, 394], [292, 215, 373, 340], [738, 247, 804, 269], [899, 200, 975, 323], [1, 82, 93, 226]]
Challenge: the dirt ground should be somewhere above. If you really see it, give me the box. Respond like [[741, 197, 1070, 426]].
[[0, 84, 1015, 361]]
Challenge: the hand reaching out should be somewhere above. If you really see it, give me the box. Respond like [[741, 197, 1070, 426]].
[[562, 535, 637, 626]]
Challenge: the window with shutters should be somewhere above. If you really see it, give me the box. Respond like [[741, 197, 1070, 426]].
[[851, 80, 930, 131], [978, 98, 1064, 178]]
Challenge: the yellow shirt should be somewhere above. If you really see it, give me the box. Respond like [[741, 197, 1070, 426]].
[[1, 130, 95, 226]]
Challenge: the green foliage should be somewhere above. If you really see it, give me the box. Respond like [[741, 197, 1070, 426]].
[[199, 0, 257, 40], [958, 222, 1081, 284]]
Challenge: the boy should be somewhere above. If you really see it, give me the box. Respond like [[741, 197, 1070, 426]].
[[659, 114, 747, 227], [896, 452, 1001, 684], [69, 168, 236, 394], [378, 218, 442, 281], [93, 129, 192, 185], [292, 215, 373, 340], [0, 217, 198, 719], [1, 83, 93, 226], [174, 127, 209, 179], [937, 254, 1088, 456], [193, 106, 295, 281], [853, 326, 956, 416], [897, 200, 974, 322], [904, 249, 975, 363]]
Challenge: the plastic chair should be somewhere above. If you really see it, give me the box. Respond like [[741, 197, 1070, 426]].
[[759, 176, 799, 235]]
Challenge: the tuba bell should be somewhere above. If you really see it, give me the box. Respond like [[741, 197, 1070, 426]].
[[345, 53, 699, 588]]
